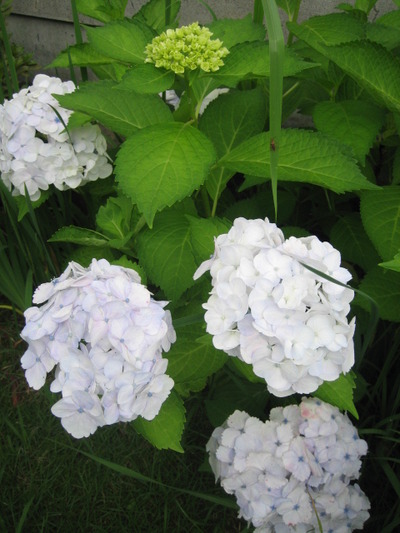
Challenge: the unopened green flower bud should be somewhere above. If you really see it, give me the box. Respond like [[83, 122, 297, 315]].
[[145, 22, 229, 75]]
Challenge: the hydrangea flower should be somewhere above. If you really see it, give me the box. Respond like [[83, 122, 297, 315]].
[[20, 259, 176, 438], [0, 74, 112, 200], [207, 397, 370, 532], [145, 22, 229, 74], [194, 217, 355, 397]]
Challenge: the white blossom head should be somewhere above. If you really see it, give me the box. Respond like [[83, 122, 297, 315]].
[[194, 217, 355, 397], [207, 397, 370, 532], [0, 74, 112, 200], [20, 259, 176, 438]]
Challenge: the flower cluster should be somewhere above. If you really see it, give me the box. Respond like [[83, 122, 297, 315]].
[[145, 22, 229, 74], [0, 74, 112, 200], [207, 397, 370, 532], [194, 217, 355, 397], [20, 259, 176, 438]]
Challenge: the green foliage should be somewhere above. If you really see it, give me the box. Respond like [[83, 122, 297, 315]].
[[4, 1, 400, 527], [133, 392, 186, 452], [220, 129, 377, 193], [115, 122, 216, 226], [360, 187, 400, 261], [85, 19, 154, 64], [75, 0, 128, 22], [56, 81, 173, 137], [313, 372, 358, 418]]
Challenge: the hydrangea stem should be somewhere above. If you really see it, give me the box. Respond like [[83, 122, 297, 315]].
[[261, 0, 284, 221]]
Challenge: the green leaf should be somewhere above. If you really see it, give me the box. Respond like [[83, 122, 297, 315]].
[[199, 87, 267, 200], [96, 195, 133, 239], [312, 100, 385, 164], [276, 0, 300, 18], [112, 255, 147, 284], [360, 187, 400, 261], [356, 266, 400, 322], [66, 111, 92, 129], [68, 246, 115, 267], [220, 129, 377, 193], [205, 377, 269, 427], [376, 9, 400, 30], [48, 43, 117, 68], [186, 215, 231, 263], [209, 41, 315, 87], [48, 226, 109, 246], [133, 392, 185, 452], [115, 122, 216, 227], [117, 63, 175, 94], [76, 0, 127, 22], [135, 0, 181, 33], [166, 331, 227, 396], [85, 19, 154, 64], [16, 189, 51, 221], [366, 22, 400, 50], [313, 372, 358, 418], [56, 81, 172, 137], [319, 41, 400, 114], [379, 252, 400, 273], [208, 14, 266, 49], [330, 213, 381, 272], [136, 209, 197, 300], [287, 13, 365, 48]]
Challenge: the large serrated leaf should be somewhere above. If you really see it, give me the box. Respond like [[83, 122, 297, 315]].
[[287, 13, 365, 48], [133, 392, 185, 452], [115, 122, 216, 227], [186, 215, 231, 263], [330, 213, 380, 272], [319, 41, 400, 114], [313, 372, 358, 418], [208, 41, 315, 87], [199, 87, 267, 200], [48, 226, 109, 246], [312, 100, 385, 164], [208, 14, 266, 49], [136, 209, 197, 300], [135, 0, 181, 33], [166, 333, 227, 397], [85, 19, 154, 64], [76, 0, 127, 22], [48, 43, 116, 68], [56, 81, 172, 137], [117, 64, 175, 94], [356, 266, 400, 322], [96, 196, 133, 239], [219, 129, 377, 193], [360, 187, 400, 261]]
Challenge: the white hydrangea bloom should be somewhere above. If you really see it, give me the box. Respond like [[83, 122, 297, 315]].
[[0, 74, 112, 200], [20, 259, 176, 438], [194, 217, 355, 396], [207, 398, 370, 532]]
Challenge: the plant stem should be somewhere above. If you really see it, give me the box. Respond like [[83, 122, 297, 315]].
[[70, 0, 88, 82], [287, 0, 302, 46], [261, 0, 284, 221]]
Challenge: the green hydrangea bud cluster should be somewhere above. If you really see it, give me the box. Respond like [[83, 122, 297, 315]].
[[144, 22, 229, 74]]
